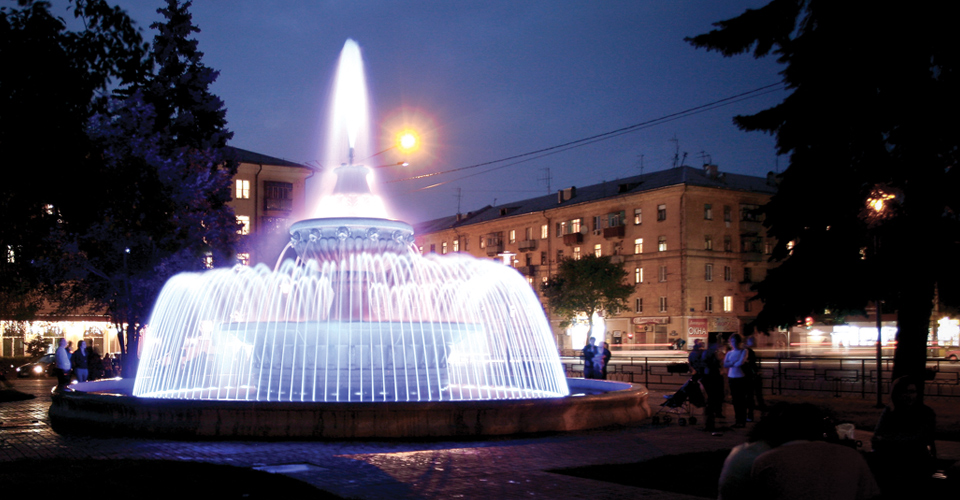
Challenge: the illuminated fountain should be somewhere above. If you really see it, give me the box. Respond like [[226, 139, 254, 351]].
[[49, 39, 649, 438]]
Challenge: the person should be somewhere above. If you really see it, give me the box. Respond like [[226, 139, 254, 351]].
[[600, 341, 612, 379], [718, 404, 789, 499], [750, 403, 880, 500], [701, 335, 724, 431], [87, 346, 104, 381], [71, 340, 90, 383], [744, 336, 764, 421], [688, 339, 705, 379], [582, 337, 598, 379], [723, 333, 749, 428], [54, 338, 72, 390], [871, 375, 937, 496]]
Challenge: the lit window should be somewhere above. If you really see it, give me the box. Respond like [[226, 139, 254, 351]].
[[203, 253, 213, 269], [480, 236, 486, 249], [705, 264, 713, 282], [634, 208, 642, 225], [574, 246, 581, 260], [724, 265, 732, 282], [541, 224, 549, 239], [571, 219, 581, 233], [453, 239, 459, 252], [594, 244, 602, 257], [636, 298, 643, 313], [634, 238, 643, 254], [527, 276, 534, 285], [6, 245, 14, 264], [657, 204, 666, 221], [658, 265, 667, 282], [237, 252, 250, 266], [235, 179, 250, 199], [635, 267, 643, 284], [705, 296, 713, 312], [236, 215, 251, 235], [704, 203, 713, 220], [723, 296, 733, 312], [442, 242, 447, 254], [509, 230, 516, 244], [659, 296, 667, 312], [658, 236, 667, 252], [705, 235, 713, 250]]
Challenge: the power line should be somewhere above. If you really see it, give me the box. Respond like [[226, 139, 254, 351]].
[[387, 81, 785, 189]]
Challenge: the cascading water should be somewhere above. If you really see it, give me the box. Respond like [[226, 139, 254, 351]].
[[132, 39, 570, 403]]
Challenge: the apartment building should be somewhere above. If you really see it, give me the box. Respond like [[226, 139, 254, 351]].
[[413, 165, 778, 351]]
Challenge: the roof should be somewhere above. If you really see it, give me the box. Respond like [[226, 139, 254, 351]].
[[414, 166, 777, 233], [226, 146, 313, 170]]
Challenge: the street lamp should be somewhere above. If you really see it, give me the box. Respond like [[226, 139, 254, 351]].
[[865, 187, 895, 408]]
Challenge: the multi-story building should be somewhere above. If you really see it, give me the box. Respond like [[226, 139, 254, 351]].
[[0, 147, 314, 357], [414, 165, 778, 351]]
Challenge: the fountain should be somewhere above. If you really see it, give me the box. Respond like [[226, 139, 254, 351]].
[[48, 40, 649, 438]]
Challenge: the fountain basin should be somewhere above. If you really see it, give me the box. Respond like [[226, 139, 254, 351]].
[[49, 378, 650, 439]]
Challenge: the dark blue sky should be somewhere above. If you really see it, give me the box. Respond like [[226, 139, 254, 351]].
[[54, 0, 785, 223]]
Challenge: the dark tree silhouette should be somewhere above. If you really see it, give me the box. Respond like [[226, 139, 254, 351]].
[[687, 0, 960, 380]]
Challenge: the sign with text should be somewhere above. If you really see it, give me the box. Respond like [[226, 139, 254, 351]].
[[687, 318, 708, 338], [632, 316, 670, 325]]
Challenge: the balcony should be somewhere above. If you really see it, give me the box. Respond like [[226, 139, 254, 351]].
[[485, 243, 504, 257], [609, 255, 625, 264], [562, 233, 583, 245], [516, 265, 538, 276], [264, 197, 293, 212], [603, 225, 625, 239], [518, 239, 538, 251]]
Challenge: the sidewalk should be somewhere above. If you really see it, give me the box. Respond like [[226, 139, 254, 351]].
[[2, 378, 956, 499]]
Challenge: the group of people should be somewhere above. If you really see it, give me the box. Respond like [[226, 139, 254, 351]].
[[688, 333, 763, 430], [581, 336, 612, 379], [53, 338, 116, 389]]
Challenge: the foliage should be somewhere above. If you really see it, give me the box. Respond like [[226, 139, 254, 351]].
[[540, 254, 635, 332], [687, 1, 960, 379], [25, 334, 50, 357]]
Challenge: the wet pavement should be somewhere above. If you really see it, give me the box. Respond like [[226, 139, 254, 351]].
[[2, 378, 956, 499]]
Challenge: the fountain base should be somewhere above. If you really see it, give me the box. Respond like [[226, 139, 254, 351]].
[[49, 378, 650, 439]]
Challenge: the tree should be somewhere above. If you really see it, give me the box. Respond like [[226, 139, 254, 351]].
[[541, 254, 635, 338], [687, 1, 960, 380], [25, 333, 50, 358]]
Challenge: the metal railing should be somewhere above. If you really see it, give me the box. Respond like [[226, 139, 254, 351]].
[[560, 354, 960, 398]]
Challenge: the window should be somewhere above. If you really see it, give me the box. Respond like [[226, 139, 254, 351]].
[[429, 243, 436, 253], [724, 235, 732, 252], [237, 252, 250, 266], [658, 265, 667, 282], [634, 208, 642, 225], [657, 204, 666, 221], [235, 179, 250, 199], [453, 239, 459, 252], [635, 267, 643, 284], [509, 230, 516, 244], [765, 241, 773, 255], [525, 227, 533, 240], [705, 264, 713, 282], [263, 181, 293, 211], [572, 219, 581, 233], [541, 224, 549, 239], [573, 246, 581, 260], [659, 296, 668, 313], [744, 299, 753, 313], [740, 204, 761, 222], [442, 242, 447, 254], [724, 205, 732, 222], [724, 265, 733, 282], [634, 238, 643, 254], [704, 235, 713, 250], [743, 267, 753, 283], [556, 218, 583, 236], [636, 298, 643, 313], [705, 296, 713, 312], [540, 251, 547, 264], [6, 245, 14, 264], [723, 296, 734, 312], [480, 236, 486, 249], [594, 244, 602, 257], [593, 215, 602, 232], [608, 210, 625, 227], [557, 249, 564, 262], [658, 236, 667, 252], [704, 203, 713, 220], [236, 215, 251, 235], [203, 253, 213, 269]]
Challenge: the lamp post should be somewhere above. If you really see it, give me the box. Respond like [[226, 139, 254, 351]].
[[866, 189, 894, 408]]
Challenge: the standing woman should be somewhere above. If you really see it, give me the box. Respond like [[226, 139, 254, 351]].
[[723, 334, 748, 428], [71, 340, 89, 383]]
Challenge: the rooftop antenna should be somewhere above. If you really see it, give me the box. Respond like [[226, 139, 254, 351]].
[[698, 150, 712, 166], [637, 153, 645, 176], [539, 167, 552, 194], [670, 136, 680, 168], [456, 187, 462, 216]]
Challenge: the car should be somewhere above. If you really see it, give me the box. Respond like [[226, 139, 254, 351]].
[[946, 350, 960, 363], [15, 353, 56, 378]]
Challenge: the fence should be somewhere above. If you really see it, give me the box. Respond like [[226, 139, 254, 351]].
[[560, 355, 960, 398]]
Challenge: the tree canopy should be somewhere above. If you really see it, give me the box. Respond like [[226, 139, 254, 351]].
[[540, 254, 635, 334], [688, 0, 960, 379]]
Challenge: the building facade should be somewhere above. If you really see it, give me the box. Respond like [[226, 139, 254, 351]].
[[0, 147, 314, 357], [414, 165, 778, 351]]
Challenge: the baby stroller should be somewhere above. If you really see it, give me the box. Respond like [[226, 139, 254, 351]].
[[653, 376, 706, 426]]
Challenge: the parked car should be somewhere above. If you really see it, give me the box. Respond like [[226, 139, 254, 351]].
[[15, 353, 56, 378], [946, 350, 960, 362]]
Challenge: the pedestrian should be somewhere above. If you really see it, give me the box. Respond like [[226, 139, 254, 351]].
[[871, 375, 937, 496], [54, 338, 72, 390], [582, 337, 599, 379], [723, 333, 749, 428], [701, 335, 724, 431], [88, 347, 104, 381], [71, 340, 90, 383], [600, 341, 612, 379]]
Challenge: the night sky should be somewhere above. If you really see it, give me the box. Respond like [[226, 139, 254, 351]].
[[50, 0, 785, 223]]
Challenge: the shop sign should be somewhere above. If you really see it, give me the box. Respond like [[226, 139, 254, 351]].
[[687, 318, 708, 338], [632, 316, 669, 325], [711, 317, 740, 332]]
